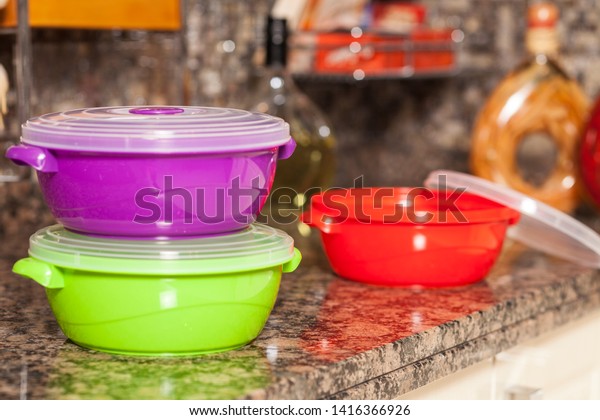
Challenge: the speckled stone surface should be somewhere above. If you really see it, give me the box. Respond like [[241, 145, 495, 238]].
[[1, 224, 599, 400]]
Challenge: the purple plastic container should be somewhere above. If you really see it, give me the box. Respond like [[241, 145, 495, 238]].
[[6, 106, 295, 238]]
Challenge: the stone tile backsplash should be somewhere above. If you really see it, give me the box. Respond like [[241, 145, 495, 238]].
[[1, 0, 600, 230]]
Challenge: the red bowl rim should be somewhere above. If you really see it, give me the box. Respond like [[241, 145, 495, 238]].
[[302, 187, 520, 228]]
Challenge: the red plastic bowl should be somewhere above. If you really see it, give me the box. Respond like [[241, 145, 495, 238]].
[[302, 188, 520, 287]]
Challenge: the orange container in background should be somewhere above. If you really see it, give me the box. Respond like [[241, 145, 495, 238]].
[[314, 32, 405, 74], [310, 29, 456, 76], [411, 28, 455, 71]]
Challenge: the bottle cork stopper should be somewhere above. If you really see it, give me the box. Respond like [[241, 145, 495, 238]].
[[528, 3, 559, 28]]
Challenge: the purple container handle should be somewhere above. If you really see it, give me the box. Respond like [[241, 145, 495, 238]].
[[5, 144, 58, 173], [277, 137, 296, 160]]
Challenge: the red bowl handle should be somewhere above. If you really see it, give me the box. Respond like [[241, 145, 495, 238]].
[[301, 209, 341, 234], [507, 210, 521, 226]]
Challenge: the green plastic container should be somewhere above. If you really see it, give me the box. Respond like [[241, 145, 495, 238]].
[[13, 224, 301, 356]]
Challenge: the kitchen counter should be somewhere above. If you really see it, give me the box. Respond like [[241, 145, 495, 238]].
[[1, 222, 599, 400]]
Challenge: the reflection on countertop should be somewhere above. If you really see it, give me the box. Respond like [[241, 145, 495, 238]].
[[1, 222, 599, 400]]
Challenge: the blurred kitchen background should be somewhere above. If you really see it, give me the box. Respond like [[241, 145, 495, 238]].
[[1, 0, 600, 236]]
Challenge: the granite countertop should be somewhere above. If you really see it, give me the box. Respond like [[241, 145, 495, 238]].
[[1, 221, 600, 400]]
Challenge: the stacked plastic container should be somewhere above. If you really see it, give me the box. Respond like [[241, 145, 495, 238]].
[[6, 106, 302, 356]]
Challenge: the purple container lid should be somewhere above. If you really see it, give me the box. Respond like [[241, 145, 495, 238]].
[[20, 106, 291, 154]]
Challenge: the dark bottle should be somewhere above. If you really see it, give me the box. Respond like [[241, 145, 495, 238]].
[[247, 16, 336, 213]]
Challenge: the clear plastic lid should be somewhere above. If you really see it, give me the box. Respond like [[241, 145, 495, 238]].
[[21, 106, 291, 153], [28, 224, 296, 275], [425, 170, 600, 268]]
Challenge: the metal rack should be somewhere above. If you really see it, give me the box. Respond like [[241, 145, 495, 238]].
[[289, 28, 463, 82], [0, 0, 31, 182], [15, 0, 31, 126]]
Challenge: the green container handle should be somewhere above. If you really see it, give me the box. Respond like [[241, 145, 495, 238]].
[[282, 248, 302, 273], [13, 257, 65, 289]]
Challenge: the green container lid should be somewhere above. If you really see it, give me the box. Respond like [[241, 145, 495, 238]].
[[29, 224, 296, 275]]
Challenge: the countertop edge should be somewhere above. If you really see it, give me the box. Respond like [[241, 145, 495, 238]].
[[330, 291, 600, 399], [242, 267, 600, 399]]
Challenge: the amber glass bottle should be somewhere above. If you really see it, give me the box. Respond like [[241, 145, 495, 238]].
[[470, 3, 588, 213]]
